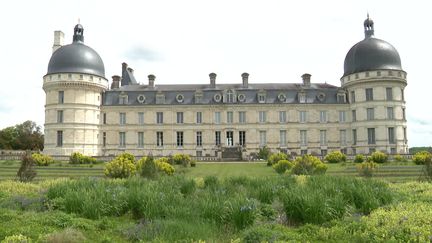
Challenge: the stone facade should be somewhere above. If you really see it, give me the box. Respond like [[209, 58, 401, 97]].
[[43, 17, 408, 159]]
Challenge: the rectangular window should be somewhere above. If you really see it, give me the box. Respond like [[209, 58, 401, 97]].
[[279, 111, 287, 123], [239, 131, 246, 146], [214, 112, 221, 124], [177, 132, 183, 147], [280, 130, 287, 146], [386, 87, 393, 101], [138, 112, 144, 125], [340, 130, 347, 146], [156, 112, 163, 124], [299, 111, 307, 123], [320, 130, 327, 146], [238, 111, 246, 123], [138, 132, 144, 148], [119, 132, 126, 147], [366, 88, 373, 101], [350, 91, 355, 103], [339, 111, 346, 123], [321, 149, 328, 156], [352, 129, 357, 145], [215, 131, 221, 146], [300, 130, 307, 146], [387, 107, 394, 120], [177, 112, 184, 124], [320, 111, 327, 123], [367, 108, 374, 120], [258, 94, 266, 103], [259, 131, 267, 147], [402, 108, 406, 120], [401, 89, 405, 101], [196, 131, 202, 147], [388, 127, 395, 144], [390, 148, 396, 154], [352, 110, 357, 122], [196, 112, 202, 124], [56, 131, 63, 147], [301, 149, 308, 155], [57, 110, 63, 123], [157, 131, 163, 147], [102, 132, 106, 147], [403, 127, 407, 143], [103, 113, 107, 124], [227, 111, 233, 124], [259, 111, 267, 123], [119, 112, 126, 125], [368, 128, 376, 144], [119, 96, 128, 105], [58, 91, 64, 104]]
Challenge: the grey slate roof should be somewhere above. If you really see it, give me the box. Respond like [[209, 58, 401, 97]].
[[102, 82, 345, 106]]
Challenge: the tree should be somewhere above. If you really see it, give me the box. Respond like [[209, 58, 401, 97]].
[[0, 121, 44, 150]]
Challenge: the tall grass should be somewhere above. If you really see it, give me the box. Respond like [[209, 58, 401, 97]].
[[44, 175, 396, 240]]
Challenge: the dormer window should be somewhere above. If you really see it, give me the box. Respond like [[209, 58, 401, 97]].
[[176, 94, 184, 103], [237, 93, 246, 102], [137, 94, 146, 104], [337, 91, 346, 103], [156, 92, 165, 104], [225, 89, 235, 103], [119, 92, 128, 105], [316, 92, 326, 102], [257, 90, 266, 103], [195, 91, 203, 104], [214, 93, 222, 102], [298, 91, 306, 103], [278, 93, 286, 102]]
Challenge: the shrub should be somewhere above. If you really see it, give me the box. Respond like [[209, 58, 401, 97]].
[[155, 157, 170, 164], [324, 151, 347, 163], [258, 146, 271, 160], [104, 153, 136, 178], [353, 154, 365, 163], [17, 153, 37, 182], [31, 153, 54, 166], [291, 155, 327, 175], [413, 151, 432, 165], [190, 160, 196, 167], [69, 152, 96, 164], [172, 154, 192, 167], [1, 234, 32, 243], [357, 161, 378, 177], [272, 160, 293, 174], [156, 161, 175, 176], [370, 151, 388, 163], [267, 152, 288, 166], [393, 154, 407, 162], [138, 156, 158, 178]]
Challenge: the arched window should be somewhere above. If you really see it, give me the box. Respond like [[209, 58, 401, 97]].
[[226, 89, 234, 103]]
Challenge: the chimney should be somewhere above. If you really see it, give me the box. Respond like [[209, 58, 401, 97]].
[[241, 72, 249, 88], [52, 31, 64, 53], [301, 73, 311, 87], [209, 73, 217, 88], [111, 75, 120, 89], [148, 74, 155, 88]]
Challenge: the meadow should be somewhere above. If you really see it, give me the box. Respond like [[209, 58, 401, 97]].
[[0, 159, 431, 242]]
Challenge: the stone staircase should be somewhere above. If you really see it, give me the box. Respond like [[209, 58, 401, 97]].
[[221, 147, 242, 161]]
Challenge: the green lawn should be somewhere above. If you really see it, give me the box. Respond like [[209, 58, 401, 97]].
[[0, 159, 425, 182]]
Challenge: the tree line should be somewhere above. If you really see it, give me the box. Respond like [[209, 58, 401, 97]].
[[0, 121, 44, 151]]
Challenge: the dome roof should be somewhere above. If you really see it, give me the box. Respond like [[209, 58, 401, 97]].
[[47, 24, 105, 77], [343, 16, 402, 76]]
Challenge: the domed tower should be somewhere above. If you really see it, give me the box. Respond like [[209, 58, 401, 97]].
[[341, 15, 408, 155], [43, 24, 108, 156]]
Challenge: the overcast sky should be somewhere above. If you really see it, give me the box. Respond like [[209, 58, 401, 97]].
[[0, 0, 430, 147]]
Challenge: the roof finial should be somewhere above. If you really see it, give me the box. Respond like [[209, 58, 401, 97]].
[[78, 18, 80, 24], [73, 22, 84, 43], [363, 13, 374, 38]]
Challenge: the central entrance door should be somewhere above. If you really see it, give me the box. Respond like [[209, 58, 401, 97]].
[[226, 131, 234, 146]]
